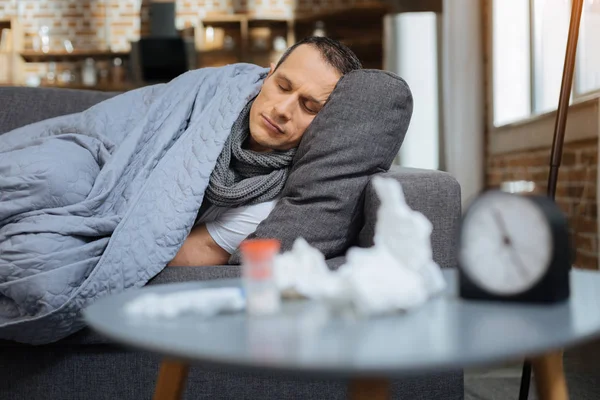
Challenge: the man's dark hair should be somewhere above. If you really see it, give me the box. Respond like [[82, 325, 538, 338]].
[[274, 36, 362, 75]]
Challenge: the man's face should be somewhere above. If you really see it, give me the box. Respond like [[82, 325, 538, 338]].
[[248, 45, 342, 152]]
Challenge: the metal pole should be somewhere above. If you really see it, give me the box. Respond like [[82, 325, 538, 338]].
[[547, 0, 585, 200], [519, 361, 532, 400], [521, 1, 585, 399]]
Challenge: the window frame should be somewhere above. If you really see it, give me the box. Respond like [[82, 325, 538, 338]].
[[486, 0, 600, 130], [573, 5, 600, 98]]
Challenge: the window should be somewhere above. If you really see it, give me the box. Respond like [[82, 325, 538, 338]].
[[492, 0, 531, 126], [532, 0, 571, 114], [577, 1, 600, 94], [491, 0, 600, 127]]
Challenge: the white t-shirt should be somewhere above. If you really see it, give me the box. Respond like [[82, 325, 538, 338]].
[[195, 200, 277, 254]]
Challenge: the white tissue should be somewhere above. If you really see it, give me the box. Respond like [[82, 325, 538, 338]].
[[274, 237, 341, 300], [123, 287, 245, 319], [371, 176, 447, 296], [273, 176, 446, 317], [337, 245, 428, 316]]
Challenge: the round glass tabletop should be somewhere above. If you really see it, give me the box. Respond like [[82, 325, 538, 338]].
[[84, 269, 600, 377]]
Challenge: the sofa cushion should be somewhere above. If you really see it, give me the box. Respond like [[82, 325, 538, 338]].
[[0, 87, 118, 134], [229, 69, 413, 263]]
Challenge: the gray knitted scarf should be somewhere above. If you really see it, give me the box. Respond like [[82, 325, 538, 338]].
[[204, 100, 296, 207]]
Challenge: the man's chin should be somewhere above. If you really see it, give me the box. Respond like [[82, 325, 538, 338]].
[[247, 134, 275, 152]]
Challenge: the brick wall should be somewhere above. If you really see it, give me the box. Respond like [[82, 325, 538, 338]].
[[486, 138, 598, 270], [0, 0, 375, 78]]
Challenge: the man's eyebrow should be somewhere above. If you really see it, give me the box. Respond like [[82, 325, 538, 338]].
[[306, 94, 325, 106], [278, 74, 292, 86], [278, 73, 325, 105]]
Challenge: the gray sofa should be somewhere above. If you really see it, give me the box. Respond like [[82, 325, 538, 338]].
[[0, 86, 464, 400]]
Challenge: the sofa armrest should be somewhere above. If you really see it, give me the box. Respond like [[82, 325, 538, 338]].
[[358, 166, 462, 268]]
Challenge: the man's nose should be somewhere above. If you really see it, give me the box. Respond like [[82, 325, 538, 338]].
[[274, 96, 295, 121]]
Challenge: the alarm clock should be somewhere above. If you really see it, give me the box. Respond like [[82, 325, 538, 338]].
[[458, 190, 571, 303]]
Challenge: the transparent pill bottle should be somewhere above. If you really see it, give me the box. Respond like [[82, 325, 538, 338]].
[[239, 239, 281, 316]]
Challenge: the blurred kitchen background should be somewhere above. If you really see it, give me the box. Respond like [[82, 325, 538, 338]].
[[0, 0, 395, 89]]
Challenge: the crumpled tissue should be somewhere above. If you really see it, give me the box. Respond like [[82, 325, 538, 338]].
[[123, 287, 245, 318], [274, 176, 446, 316], [274, 237, 340, 300], [370, 176, 447, 296], [123, 176, 445, 320]]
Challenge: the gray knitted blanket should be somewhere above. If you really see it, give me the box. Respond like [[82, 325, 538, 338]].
[[0, 63, 267, 344]]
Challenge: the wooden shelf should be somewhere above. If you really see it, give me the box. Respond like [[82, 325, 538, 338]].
[[20, 50, 129, 62], [201, 14, 248, 23], [293, 3, 391, 21], [341, 37, 383, 49], [200, 48, 240, 57], [12, 82, 137, 92], [1, 79, 138, 92], [199, 48, 279, 56]]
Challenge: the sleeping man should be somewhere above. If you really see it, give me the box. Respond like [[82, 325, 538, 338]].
[[168, 37, 362, 267], [0, 32, 414, 346], [0, 36, 362, 345]]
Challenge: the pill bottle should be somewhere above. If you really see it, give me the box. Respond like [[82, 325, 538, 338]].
[[239, 239, 281, 316]]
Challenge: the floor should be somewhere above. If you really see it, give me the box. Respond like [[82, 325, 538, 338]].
[[464, 339, 600, 400]]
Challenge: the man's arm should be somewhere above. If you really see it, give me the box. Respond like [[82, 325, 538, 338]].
[[167, 224, 230, 267], [168, 200, 278, 267]]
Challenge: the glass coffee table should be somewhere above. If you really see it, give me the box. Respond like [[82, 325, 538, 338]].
[[84, 269, 600, 400]]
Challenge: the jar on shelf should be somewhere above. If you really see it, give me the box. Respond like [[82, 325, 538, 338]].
[[313, 21, 326, 37], [273, 36, 287, 53], [111, 57, 125, 85], [82, 58, 97, 87], [35, 25, 50, 53], [45, 62, 56, 85]]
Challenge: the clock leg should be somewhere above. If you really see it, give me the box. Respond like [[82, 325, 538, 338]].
[[153, 359, 190, 400], [348, 377, 390, 400], [531, 351, 569, 400]]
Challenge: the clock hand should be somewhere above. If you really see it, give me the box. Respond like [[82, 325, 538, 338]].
[[491, 208, 531, 281], [508, 245, 532, 282], [491, 208, 512, 246]]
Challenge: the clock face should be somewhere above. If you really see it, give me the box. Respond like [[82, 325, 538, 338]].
[[459, 192, 553, 296]]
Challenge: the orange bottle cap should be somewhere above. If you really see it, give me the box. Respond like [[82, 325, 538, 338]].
[[239, 239, 281, 261]]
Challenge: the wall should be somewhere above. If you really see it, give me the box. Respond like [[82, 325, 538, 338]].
[[486, 98, 600, 270], [1, 0, 143, 52], [385, 12, 440, 170], [441, 0, 485, 207]]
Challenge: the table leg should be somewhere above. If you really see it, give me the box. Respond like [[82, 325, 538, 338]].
[[348, 378, 390, 400], [531, 351, 569, 400], [153, 359, 190, 400]]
